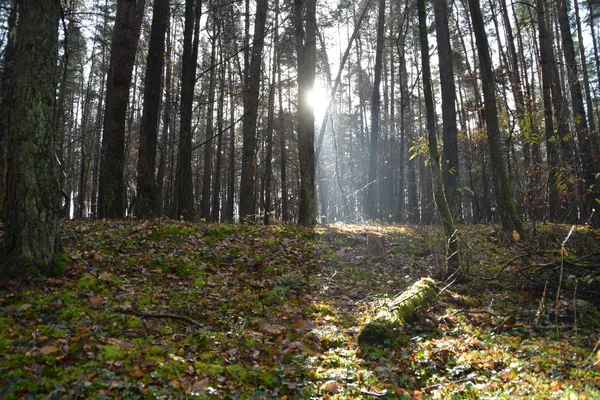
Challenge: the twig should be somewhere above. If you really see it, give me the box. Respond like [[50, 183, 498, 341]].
[[119, 309, 204, 328]]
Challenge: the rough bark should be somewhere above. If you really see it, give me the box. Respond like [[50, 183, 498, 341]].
[[2, 0, 61, 275]]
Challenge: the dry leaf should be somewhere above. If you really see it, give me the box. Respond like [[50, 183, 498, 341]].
[[321, 380, 340, 394], [17, 303, 32, 312], [191, 377, 210, 394], [512, 230, 520, 241], [40, 345, 60, 355], [98, 272, 112, 282], [89, 296, 104, 308]]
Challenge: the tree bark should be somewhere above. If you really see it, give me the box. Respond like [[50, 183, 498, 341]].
[[295, 0, 316, 226], [3, 0, 61, 275], [239, 0, 269, 222], [433, 0, 461, 221], [136, 0, 169, 218], [174, 0, 201, 220], [98, 0, 145, 219]]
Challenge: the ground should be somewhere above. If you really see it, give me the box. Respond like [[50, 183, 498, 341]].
[[0, 220, 599, 399]]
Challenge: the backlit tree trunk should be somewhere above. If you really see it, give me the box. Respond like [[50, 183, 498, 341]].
[[295, 0, 316, 226]]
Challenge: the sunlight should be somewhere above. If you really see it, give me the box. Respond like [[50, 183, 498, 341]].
[[307, 85, 329, 124]]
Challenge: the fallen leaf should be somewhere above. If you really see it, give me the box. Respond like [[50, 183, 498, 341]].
[[17, 303, 32, 312], [321, 380, 340, 394], [512, 230, 520, 241], [40, 345, 60, 355], [89, 296, 104, 308], [191, 377, 210, 394], [98, 272, 112, 282]]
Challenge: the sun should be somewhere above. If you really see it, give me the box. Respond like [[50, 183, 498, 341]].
[[307, 85, 329, 123]]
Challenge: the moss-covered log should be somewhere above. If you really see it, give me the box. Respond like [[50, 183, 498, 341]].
[[358, 278, 437, 348]]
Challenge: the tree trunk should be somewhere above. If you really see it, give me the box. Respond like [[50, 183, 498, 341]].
[[136, 0, 168, 218], [535, 0, 560, 221], [468, 0, 524, 237], [366, 0, 385, 220], [201, 24, 218, 221], [2, 0, 61, 275], [433, 0, 461, 221], [419, 0, 459, 276], [295, 0, 316, 226], [174, 0, 201, 220], [556, 0, 597, 222], [239, 0, 269, 222], [0, 0, 17, 209], [98, 0, 145, 219]]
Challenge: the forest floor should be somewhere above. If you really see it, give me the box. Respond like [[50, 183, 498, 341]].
[[1, 220, 599, 399]]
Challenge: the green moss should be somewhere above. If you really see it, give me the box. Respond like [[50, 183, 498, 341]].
[[211, 224, 235, 239], [263, 239, 278, 248], [357, 320, 398, 347], [57, 304, 85, 319], [76, 273, 103, 291], [98, 345, 126, 361], [194, 361, 224, 375], [55, 250, 70, 274]]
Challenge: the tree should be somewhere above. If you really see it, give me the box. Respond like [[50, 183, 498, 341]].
[[366, 0, 386, 220], [174, 0, 201, 220], [468, 0, 524, 237], [239, 0, 269, 222], [98, 0, 145, 218], [433, 0, 461, 220], [295, 0, 316, 226], [136, 0, 169, 218], [2, 0, 61, 275], [535, 0, 560, 220], [0, 0, 17, 209], [555, 0, 597, 221], [418, 0, 459, 276]]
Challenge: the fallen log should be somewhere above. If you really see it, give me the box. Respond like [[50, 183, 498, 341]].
[[358, 277, 437, 348]]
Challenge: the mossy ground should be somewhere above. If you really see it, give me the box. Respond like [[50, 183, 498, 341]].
[[0, 220, 598, 398]]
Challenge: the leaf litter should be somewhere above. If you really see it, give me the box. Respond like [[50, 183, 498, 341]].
[[0, 220, 599, 398]]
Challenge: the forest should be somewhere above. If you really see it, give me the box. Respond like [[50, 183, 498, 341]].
[[0, 0, 600, 398]]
